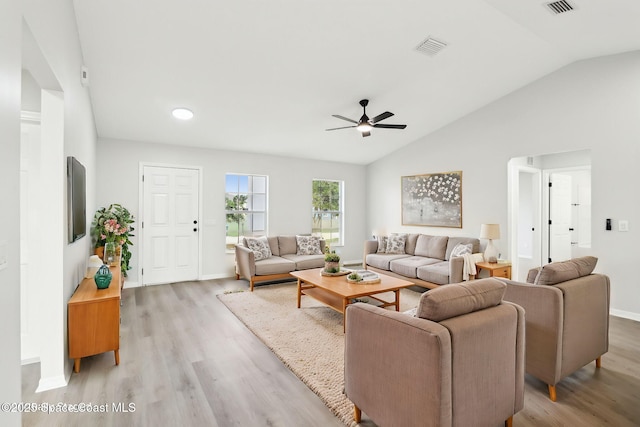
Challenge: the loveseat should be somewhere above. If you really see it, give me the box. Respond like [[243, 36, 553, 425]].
[[345, 278, 525, 426], [235, 235, 326, 291], [500, 256, 610, 401], [364, 233, 480, 289]]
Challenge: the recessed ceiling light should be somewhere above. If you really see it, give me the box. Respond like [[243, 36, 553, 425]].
[[172, 108, 194, 120]]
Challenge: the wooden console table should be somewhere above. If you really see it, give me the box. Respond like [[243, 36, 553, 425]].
[[68, 263, 122, 373]]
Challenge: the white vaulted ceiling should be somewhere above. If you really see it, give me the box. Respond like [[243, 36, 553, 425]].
[[72, 0, 640, 164]]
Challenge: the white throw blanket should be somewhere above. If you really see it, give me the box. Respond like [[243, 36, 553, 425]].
[[462, 253, 484, 281]]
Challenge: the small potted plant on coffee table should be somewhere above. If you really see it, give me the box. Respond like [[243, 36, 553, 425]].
[[324, 249, 341, 274]]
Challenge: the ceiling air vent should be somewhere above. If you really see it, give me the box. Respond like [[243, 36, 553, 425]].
[[546, 0, 574, 14], [415, 37, 447, 57]]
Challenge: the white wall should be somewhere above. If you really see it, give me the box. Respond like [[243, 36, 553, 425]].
[[0, 1, 23, 424], [97, 139, 368, 283], [367, 50, 640, 319], [20, 0, 98, 390]]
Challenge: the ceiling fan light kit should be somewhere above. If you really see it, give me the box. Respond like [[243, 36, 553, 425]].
[[326, 99, 406, 138]]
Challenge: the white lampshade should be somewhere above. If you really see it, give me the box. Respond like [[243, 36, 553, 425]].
[[480, 224, 500, 263], [479, 224, 500, 240]]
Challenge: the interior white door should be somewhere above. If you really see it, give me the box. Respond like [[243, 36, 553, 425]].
[[549, 173, 572, 263], [516, 168, 542, 281], [142, 166, 199, 285]]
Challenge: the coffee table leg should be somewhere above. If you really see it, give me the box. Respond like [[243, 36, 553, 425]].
[[297, 279, 302, 308], [394, 289, 400, 311], [343, 298, 349, 333]]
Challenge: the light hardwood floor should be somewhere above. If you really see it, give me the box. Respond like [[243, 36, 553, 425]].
[[22, 278, 640, 427]]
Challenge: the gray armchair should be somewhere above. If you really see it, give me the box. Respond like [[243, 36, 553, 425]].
[[344, 278, 525, 427], [501, 256, 610, 401]]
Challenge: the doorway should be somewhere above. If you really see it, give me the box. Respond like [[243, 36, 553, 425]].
[[508, 150, 591, 281], [140, 165, 202, 285]]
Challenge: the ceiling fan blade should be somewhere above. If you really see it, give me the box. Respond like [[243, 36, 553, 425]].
[[373, 123, 407, 129], [371, 111, 394, 124], [332, 114, 358, 124], [326, 125, 356, 131], [361, 131, 371, 138]]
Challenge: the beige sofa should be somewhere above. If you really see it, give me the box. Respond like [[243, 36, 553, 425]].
[[500, 256, 610, 401], [364, 234, 480, 289], [235, 235, 326, 291], [345, 278, 525, 426]]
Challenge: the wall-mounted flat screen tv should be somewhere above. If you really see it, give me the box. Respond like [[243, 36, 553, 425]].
[[67, 156, 86, 243]]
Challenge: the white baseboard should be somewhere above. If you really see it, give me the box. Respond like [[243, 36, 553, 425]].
[[342, 259, 363, 267], [125, 274, 232, 288], [123, 280, 141, 289], [36, 375, 68, 393], [21, 356, 40, 366], [611, 309, 640, 322], [200, 273, 233, 280]]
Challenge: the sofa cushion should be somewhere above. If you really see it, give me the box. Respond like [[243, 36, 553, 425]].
[[390, 256, 441, 279], [278, 236, 297, 255], [281, 254, 324, 270], [417, 278, 506, 321], [386, 234, 408, 254], [376, 236, 388, 253], [245, 236, 272, 261], [267, 236, 280, 256], [528, 256, 598, 286], [416, 261, 450, 285], [405, 234, 420, 255], [445, 237, 480, 260], [366, 253, 410, 271], [254, 256, 296, 275], [414, 235, 448, 260], [295, 235, 323, 255]]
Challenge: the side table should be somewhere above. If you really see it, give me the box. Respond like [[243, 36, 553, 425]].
[[475, 261, 512, 280]]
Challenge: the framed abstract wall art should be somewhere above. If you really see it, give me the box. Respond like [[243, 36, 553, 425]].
[[401, 171, 462, 228]]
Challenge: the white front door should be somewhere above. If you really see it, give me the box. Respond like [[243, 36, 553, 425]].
[[549, 173, 572, 263], [142, 166, 200, 285]]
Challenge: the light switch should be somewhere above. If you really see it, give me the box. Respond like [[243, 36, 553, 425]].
[[619, 220, 629, 232], [0, 240, 7, 271]]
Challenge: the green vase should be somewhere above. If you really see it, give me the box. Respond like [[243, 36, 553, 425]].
[[94, 264, 112, 289]]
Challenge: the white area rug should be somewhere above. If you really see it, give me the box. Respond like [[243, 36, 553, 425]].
[[218, 283, 422, 426]]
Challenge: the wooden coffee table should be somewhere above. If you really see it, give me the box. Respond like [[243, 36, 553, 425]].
[[291, 268, 415, 332]]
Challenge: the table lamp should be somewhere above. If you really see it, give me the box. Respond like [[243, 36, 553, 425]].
[[480, 224, 500, 263]]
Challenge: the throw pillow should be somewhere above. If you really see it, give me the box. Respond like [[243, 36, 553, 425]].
[[245, 236, 272, 261], [296, 235, 323, 255], [450, 243, 472, 257], [385, 233, 407, 254], [376, 236, 388, 253]]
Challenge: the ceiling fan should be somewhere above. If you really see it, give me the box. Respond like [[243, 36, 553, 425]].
[[326, 99, 407, 137]]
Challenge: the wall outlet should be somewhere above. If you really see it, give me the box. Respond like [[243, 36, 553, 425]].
[[0, 240, 7, 271], [619, 220, 629, 232]]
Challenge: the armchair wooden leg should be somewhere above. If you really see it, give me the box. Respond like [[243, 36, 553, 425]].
[[354, 405, 361, 423], [236, 273, 240, 280], [548, 384, 557, 402], [596, 356, 602, 368], [505, 416, 513, 427], [250, 279, 255, 292]]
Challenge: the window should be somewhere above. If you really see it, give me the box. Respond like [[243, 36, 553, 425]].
[[312, 179, 343, 246], [225, 174, 268, 250]]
